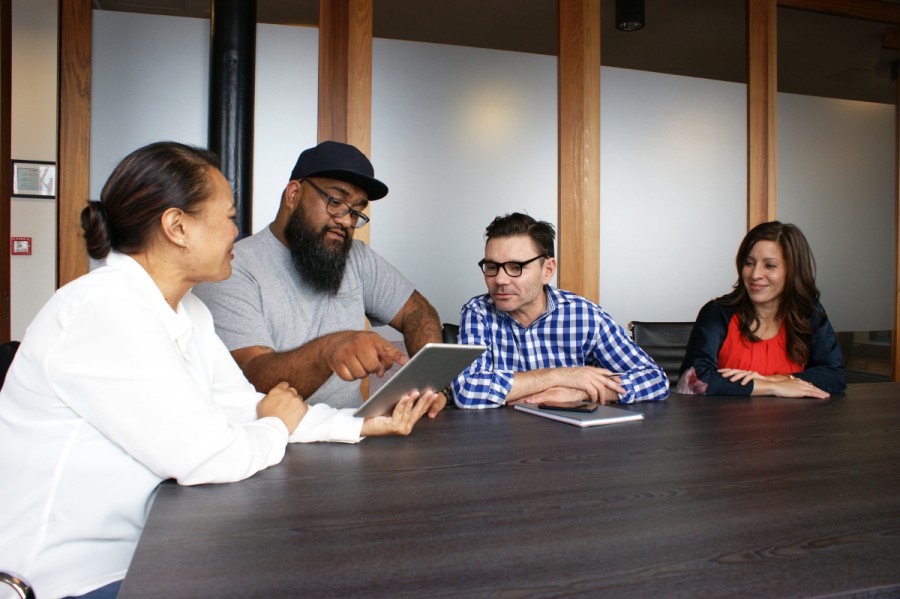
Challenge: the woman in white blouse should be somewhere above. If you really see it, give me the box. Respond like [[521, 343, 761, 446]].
[[0, 142, 439, 599]]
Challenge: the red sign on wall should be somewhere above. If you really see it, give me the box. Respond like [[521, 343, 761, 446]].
[[11, 237, 32, 256]]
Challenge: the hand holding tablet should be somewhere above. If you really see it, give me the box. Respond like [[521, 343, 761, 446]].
[[359, 389, 443, 436], [354, 343, 487, 418]]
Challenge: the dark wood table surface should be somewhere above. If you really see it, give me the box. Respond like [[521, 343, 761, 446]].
[[119, 383, 900, 598]]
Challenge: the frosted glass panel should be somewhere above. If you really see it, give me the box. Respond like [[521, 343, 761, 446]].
[[252, 24, 319, 233], [371, 40, 558, 328], [91, 11, 209, 198], [599, 68, 746, 327], [778, 93, 895, 333]]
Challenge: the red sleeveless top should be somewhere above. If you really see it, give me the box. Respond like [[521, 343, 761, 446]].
[[718, 314, 804, 375]]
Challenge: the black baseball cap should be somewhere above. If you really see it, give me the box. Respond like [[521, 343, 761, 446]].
[[289, 141, 388, 200]]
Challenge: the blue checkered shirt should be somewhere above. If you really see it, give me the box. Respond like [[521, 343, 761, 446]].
[[451, 286, 669, 408]]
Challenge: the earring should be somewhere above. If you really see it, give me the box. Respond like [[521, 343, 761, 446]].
[[180, 240, 189, 251]]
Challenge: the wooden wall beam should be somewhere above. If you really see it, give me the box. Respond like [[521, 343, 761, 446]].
[[317, 0, 372, 246], [317, 0, 374, 395], [747, 0, 778, 228], [1, 0, 10, 340], [778, 0, 900, 24], [558, 0, 601, 303], [893, 70, 900, 381], [57, 0, 91, 287]]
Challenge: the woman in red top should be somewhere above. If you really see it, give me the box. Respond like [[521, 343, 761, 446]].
[[679, 222, 845, 397]]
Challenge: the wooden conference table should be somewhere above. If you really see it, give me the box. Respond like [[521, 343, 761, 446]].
[[119, 383, 900, 598]]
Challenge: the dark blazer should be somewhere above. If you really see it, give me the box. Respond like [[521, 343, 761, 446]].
[[680, 301, 846, 395]]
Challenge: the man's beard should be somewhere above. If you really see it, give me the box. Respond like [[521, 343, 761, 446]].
[[284, 206, 352, 295]]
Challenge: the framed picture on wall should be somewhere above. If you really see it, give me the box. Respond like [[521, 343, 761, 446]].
[[12, 160, 56, 198]]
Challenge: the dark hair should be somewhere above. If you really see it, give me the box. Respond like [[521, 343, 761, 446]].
[[716, 221, 821, 364], [81, 141, 220, 260], [484, 212, 555, 258]]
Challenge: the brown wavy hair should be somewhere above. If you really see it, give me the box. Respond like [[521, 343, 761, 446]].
[[716, 221, 821, 365]]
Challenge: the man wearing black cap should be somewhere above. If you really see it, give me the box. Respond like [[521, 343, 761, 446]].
[[194, 141, 444, 414]]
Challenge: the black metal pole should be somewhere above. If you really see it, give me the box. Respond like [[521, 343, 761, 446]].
[[209, 0, 256, 238]]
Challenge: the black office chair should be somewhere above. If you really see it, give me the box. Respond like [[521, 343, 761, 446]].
[[628, 321, 694, 387], [442, 323, 460, 344], [0, 341, 20, 389], [439, 324, 461, 409]]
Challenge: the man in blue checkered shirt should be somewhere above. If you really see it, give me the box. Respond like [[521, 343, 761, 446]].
[[451, 213, 669, 409]]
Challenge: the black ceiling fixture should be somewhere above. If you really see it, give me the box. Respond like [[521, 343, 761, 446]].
[[615, 0, 645, 32]]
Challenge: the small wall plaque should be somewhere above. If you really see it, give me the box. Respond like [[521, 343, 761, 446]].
[[12, 160, 56, 198]]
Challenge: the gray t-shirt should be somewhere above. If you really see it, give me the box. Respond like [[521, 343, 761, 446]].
[[194, 225, 414, 408]]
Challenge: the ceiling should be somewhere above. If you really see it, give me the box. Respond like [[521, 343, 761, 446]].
[[93, 0, 900, 104]]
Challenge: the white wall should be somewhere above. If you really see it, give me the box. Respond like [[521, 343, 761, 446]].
[[90, 11, 209, 199], [252, 24, 319, 230], [778, 94, 896, 332], [85, 12, 897, 341], [599, 67, 746, 326], [370, 40, 558, 328], [90, 14, 320, 233], [10, 0, 57, 340]]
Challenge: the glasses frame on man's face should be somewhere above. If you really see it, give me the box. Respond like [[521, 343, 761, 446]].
[[478, 255, 545, 278], [300, 178, 370, 229]]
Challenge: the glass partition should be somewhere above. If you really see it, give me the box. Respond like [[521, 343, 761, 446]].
[[777, 6, 898, 383]]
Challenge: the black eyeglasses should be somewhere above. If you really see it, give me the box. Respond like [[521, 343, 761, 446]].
[[301, 179, 370, 229], [478, 255, 545, 277]]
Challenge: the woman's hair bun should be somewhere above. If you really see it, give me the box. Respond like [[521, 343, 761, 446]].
[[81, 200, 112, 260]]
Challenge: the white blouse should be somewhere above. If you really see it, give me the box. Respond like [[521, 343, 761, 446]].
[[0, 252, 363, 599]]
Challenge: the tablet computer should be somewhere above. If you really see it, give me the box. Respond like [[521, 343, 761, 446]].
[[353, 343, 487, 418]]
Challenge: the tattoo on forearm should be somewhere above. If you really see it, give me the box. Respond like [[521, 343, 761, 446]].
[[404, 292, 442, 351]]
